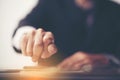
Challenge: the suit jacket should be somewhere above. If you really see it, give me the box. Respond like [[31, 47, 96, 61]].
[[13, 0, 120, 60]]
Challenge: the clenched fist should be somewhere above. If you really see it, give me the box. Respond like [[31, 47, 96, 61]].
[[20, 28, 57, 62]]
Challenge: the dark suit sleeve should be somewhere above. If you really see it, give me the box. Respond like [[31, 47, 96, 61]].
[[108, 2, 120, 60], [115, 18, 120, 59], [13, 0, 49, 36], [18, 0, 49, 29]]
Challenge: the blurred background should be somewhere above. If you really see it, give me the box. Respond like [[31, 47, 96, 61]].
[[0, 0, 120, 69]]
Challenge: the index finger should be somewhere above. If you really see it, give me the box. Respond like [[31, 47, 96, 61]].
[[32, 28, 45, 62]]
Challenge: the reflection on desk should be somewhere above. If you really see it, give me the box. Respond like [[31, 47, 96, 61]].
[[0, 66, 120, 80]]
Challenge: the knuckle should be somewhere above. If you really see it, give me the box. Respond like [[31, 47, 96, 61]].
[[37, 28, 44, 32], [47, 31, 53, 35], [35, 29, 45, 39], [43, 37, 53, 44], [43, 36, 51, 43], [46, 32, 54, 38], [44, 32, 54, 43]]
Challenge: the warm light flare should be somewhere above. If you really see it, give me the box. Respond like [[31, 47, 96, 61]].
[[20, 67, 59, 78]]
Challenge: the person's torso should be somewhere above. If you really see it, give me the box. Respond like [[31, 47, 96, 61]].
[[41, 0, 120, 56]]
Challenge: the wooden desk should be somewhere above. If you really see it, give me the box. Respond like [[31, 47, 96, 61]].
[[0, 67, 120, 80]]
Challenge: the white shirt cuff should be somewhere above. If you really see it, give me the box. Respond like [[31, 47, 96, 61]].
[[104, 54, 120, 66]]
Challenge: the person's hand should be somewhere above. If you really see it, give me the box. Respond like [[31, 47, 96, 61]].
[[58, 52, 109, 71], [20, 28, 57, 62]]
